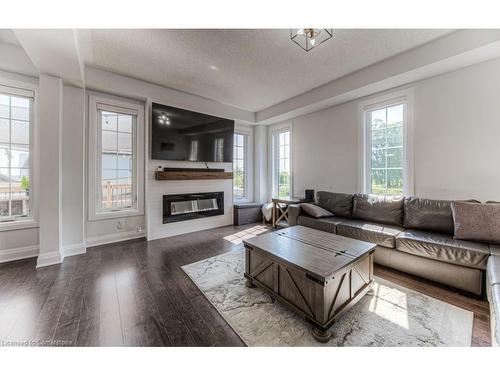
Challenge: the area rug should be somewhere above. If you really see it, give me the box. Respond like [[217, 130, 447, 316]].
[[182, 249, 474, 347]]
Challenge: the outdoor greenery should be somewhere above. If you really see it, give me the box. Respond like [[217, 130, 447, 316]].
[[370, 105, 404, 196], [278, 171, 290, 197], [233, 166, 244, 197], [21, 175, 29, 191]]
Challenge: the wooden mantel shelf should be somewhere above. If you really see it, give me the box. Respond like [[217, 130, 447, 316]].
[[155, 170, 233, 181]]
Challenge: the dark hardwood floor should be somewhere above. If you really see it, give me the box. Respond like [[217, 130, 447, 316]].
[[0, 223, 491, 346]]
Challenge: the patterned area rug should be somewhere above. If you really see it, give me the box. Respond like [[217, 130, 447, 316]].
[[182, 249, 473, 347]]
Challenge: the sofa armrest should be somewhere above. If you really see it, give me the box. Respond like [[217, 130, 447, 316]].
[[491, 245, 500, 256], [288, 204, 302, 226]]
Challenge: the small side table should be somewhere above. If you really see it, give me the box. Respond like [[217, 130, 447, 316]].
[[271, 197, 313, 228]]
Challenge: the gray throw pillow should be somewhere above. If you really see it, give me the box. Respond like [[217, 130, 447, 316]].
[[300, 203, 334, 218], [451, 201, 500, 244]]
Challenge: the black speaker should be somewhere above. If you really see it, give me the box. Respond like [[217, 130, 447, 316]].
[[305, 189, 314, 201]]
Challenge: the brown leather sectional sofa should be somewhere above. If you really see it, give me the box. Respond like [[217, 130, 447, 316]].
[[288, 191, 500, 346]]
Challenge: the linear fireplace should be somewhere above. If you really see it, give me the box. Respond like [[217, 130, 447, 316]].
[[163, 192, 224, 223]]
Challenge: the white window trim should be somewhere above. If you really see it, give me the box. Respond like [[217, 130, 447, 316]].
[[88, 94, 145, 221], [0, 78, 39, 232], [358, 88, 414, 196], [233, 125, 254, 203], [268, 122, 293, 199]]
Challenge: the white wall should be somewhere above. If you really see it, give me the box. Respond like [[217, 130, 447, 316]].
[[253, 125, 268, 203], [412, 58, 500, 200], [288, 57, 500, 201], [0, 228, 39, 262], [37, 74, 64, 267], [85, 215, 145, 247], [293, 101, 359, 196], [62, 85, 85, 254]]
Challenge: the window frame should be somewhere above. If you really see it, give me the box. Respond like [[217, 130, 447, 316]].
[[88, 94, 145, 221], [233, 131, 248, 201], [0, 79, 38, 231], [269, 122, 293, 199], [233, 125, 254, 203], [359, 89, 414, 196]]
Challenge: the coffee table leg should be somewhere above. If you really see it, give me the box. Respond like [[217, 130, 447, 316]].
[[245, 279, 256, 288], [312, 327, 331, 343], [366, 281, 375, 296]]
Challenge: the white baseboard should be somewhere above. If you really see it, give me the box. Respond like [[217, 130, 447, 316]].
[[36, 250, 63, 268], [63, 243, 87, 258], [0, 244, 39, 263], [85, 230, 145, 248], [0, 235, 140, 266]]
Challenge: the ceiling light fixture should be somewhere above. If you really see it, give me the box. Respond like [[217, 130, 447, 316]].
[[159, 113, 171, 125], [290, 29, 333, 52]]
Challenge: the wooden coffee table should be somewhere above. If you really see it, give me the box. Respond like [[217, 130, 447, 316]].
[[243, 225, 376, 343]]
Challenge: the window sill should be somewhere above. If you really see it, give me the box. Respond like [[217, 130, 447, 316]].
[[88, 208, 144, 221], [0, 218, 38, 232], [234, 197, 250, 203]]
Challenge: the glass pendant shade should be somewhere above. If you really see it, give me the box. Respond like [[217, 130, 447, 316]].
[[290, 29, 333, 51]]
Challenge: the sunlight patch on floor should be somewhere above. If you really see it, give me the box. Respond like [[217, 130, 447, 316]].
[[369, 282, 410, 330], [224, 225, 269, 244]]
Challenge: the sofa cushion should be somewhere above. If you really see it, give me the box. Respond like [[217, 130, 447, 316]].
[[299, 203, 334, 218], [352, 194, 404, 226], [403, 197, 454, 234], [297, 215, 343, 233], [316, 191, 353, 218], [395, 230, 490, 270], [451, 201, 500, 244], [336, 220, 403, 248], [488, 256, 500, 286]]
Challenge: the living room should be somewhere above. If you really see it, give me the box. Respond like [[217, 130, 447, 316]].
[[1, 0, 499, 374]]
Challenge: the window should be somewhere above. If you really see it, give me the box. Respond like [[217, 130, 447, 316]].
[[233, 133, 246, 199], [0, 87, 33, 221], [361, 92, 413, 196], [233, 127, 253, 202], [88, 95, 145, 220], [100, 110, 134, 210], [271, 124, 292, 198]]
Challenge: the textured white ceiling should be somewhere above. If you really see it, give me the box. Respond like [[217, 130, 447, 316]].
[[77, 29, 453, 112]]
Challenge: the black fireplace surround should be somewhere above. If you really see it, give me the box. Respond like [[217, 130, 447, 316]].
[[163, 192, 224, 223]]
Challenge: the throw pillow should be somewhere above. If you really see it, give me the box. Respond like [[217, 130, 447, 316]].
[[300, 203, 334, 218], [451, 201, 500, 244]]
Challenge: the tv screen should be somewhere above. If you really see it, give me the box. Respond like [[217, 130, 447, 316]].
[[151, 103, 234, 162]]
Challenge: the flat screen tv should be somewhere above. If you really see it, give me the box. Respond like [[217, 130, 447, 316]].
[[151, 103, 234, 162]]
